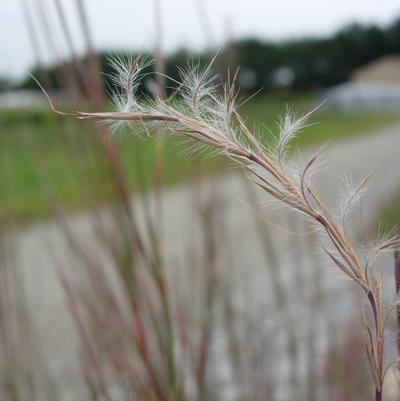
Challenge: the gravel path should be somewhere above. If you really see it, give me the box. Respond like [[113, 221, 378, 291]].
[[7, 123, 400, 401]]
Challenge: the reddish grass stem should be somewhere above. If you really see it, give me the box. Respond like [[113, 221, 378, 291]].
[[395, 250, 400, 355]]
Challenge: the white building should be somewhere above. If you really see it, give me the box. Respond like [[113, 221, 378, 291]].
[[324, 55, 400, 110]]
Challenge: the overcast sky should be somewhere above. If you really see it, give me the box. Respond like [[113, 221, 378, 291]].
[[1, 0, 400, 80]]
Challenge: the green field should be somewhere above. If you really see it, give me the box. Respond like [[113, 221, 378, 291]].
[[2, 94, 400, 222]]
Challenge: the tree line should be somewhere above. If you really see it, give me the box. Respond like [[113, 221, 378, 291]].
[[21, 17, 400, 94]]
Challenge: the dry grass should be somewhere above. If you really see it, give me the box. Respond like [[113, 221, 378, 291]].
[[37, 56, 400, 401]]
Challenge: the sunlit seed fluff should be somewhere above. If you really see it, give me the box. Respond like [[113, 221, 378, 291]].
[[363, 229, 400, 267], [178, 61, 219, 116], [108, 56, 152, 113], [336, 172, 370, 228]]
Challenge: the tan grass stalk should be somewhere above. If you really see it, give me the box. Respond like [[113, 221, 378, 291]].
[[38, 57, 400, 401]]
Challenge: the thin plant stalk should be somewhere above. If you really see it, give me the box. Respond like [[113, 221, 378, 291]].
[[75, 0, 105, 102], [34, 0, 80, 98], [395, 250, 400, 358], [37, 56, 400, 401], [53, 0, 91, 96]]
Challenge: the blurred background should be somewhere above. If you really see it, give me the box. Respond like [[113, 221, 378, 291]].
[[1, 1, 400, 401]]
